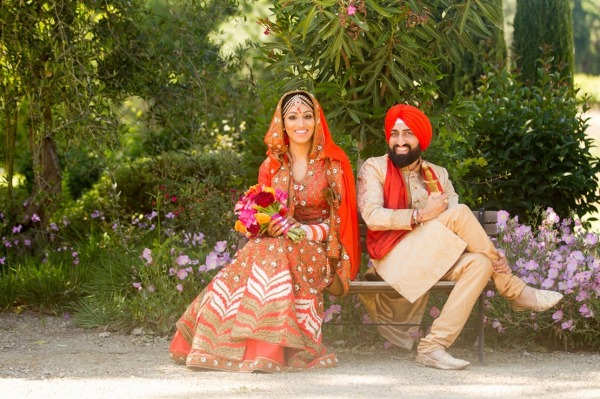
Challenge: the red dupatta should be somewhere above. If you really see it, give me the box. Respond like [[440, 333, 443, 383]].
[[366, 158, 443, 260], [258, 91, 361, 282]]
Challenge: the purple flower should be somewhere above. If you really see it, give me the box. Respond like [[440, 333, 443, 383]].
[[552, 310, 563, 322], [214, 241, 227, 253], [149, 224, 155, 231], [540, 278, 555, 289], [91, 210, 101, 218], [176, 284, 183, 292], [63, 216, 70, 226], [133, 282, 142, 291], [562, 234, 574, 245], [72, 252, 78, 257], [347, 5, 356, 15], [49, 223, 58, 231], [579, 304, 594, 318], [561, 319, 574, 331], [142, 248, 152, 264], [362, 313, 372, 324], [148, 285, 155, 293], [486, 290, 495, 298], [32, 214, 41, 222], [429, 306, 440, 318], [112, 223, 118, 231], [177, 255, 190, 266], [12, 224, 22, 233], [205, 252, 219, 270], [165, 212, 175, 219], [497, 210, 509, 227], [73, 258, 79, 265], [546, 210, 560, 225], [0, 257, 5, 265], [42, 258, 47, 263], [524, 260, 539, 271], [329, 304, 342, 314], [176, 269, 188, 280]]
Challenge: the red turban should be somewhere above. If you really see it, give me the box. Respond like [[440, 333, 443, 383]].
[[384, 105, 432, 151]]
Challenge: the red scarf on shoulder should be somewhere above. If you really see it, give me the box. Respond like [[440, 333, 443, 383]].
[[366, 158, 442, 260]]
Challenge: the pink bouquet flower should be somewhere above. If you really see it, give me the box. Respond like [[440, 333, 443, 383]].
[[234, 184, 305, 243]]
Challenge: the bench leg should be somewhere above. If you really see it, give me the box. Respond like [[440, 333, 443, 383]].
[[478, 291, 485, 366]]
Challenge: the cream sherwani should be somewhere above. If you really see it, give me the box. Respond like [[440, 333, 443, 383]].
[[357, 155, 526, 353]]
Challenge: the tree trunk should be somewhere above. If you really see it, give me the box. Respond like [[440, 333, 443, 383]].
[[4, 105, 17, 201], [24, 105, 62, 225]]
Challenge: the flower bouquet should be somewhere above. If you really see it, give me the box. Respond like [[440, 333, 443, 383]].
[[234, 184, 306, 243]]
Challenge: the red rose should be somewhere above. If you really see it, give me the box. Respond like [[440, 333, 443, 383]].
[[247, 223, 260, 236], [254, 192, 275, 208], [279, 207, 288, 217]]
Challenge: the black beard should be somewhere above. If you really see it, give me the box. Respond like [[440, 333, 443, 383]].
[[388, 143, 421, 168]]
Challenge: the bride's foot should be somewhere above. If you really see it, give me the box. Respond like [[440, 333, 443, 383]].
[[510, 286, 563, 312]]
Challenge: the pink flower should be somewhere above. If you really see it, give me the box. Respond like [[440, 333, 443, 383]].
[[142, 248, 152, 264], [166, 212, 175, 219], [72, 252, 78, 257], [133, 282, 142, 291], [329, 304, 342, 314], [561, 319, 574, 331], [177, 255, 190, 266], [486, 290, 495, 298], [32, 214, 41, 222], [148, 285, 155, 293], [362, 313, 372, 324], [347, 5, 357, 15], [264, 29, 269, 35], [429, 306, 440, 318], [176, 284, 183, 292], [0, 257, 5, 265], [171, 196, 177, 202], [73, 258, 79, 265], [176, 269, 188, 280], [579, 303, 594, 318], [12, 224, 22, 233], [552, 310, 563, 322], [214, 241, 227, 253]]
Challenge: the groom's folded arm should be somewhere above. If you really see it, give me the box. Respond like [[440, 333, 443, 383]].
[[357, 158, 414, 232]]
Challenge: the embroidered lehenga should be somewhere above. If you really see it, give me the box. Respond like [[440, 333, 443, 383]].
[[169, 91, 360, 372]]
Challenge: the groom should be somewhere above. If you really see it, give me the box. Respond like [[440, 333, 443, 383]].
[[357, 104, 563, 370]]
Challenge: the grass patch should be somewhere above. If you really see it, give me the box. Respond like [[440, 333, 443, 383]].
[[575, 73, 600, 107]]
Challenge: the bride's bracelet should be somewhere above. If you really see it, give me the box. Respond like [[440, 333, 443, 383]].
[[300, 223, 329, 242]]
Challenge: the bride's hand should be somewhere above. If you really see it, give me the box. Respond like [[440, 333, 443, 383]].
[[267, 216, 299, 237]]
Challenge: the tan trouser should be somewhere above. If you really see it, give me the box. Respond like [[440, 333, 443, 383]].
[[417, 204, 527, 354]]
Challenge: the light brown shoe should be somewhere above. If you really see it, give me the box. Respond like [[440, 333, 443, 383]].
[[415, 353, 471, 370], [511, 290, 563, 312]]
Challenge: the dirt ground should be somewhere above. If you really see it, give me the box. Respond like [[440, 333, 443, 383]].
[[1, 311, 599, 399]]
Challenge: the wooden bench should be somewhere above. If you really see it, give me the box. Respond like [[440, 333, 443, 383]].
[[348, 209, 498, 366]]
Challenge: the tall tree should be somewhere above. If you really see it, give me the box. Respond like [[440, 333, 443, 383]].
[[439, 0, 508, 103], [513, 0, 574, 85]]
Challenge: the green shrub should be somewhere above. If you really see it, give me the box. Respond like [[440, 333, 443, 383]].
[[57, 149, 243, 241], [462, 59, 600, 221]]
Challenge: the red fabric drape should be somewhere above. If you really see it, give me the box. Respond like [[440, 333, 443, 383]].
[[258, 92, 360, 280], [366, 159, 442, 260]]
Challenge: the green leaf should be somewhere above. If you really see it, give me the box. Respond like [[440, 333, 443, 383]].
[[459, 0, 472, 34]]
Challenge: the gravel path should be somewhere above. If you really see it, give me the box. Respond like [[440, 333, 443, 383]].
[[1, 312, 599, 398]]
